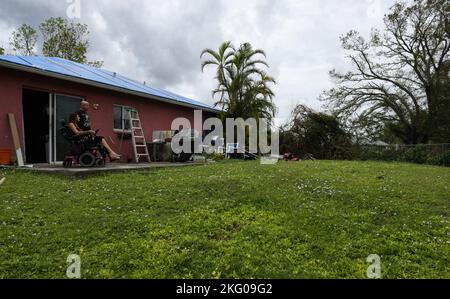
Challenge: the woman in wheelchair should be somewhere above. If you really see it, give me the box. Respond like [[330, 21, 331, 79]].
[[67, 113, 121, 162]]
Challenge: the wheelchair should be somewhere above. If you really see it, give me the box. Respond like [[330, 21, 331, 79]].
[[60, 124, 108, 168]]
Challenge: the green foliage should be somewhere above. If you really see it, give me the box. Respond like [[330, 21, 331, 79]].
[[425, 150, 446, 166], [428, 60, 450, 143], [323, 0, 450, 144], [434, 150, 450, 166], [357, 145, 450, 167], [400, 146, 429, 164], [0, 46, 4, 55], [39, 17, 103, 67], [280, 104, 353, 160], [10, 24, 37, 55], [1, 161, 449, 278], [358, 147, 399, 162], [201, 42, 277, 122], [6, 17, 103, 67]]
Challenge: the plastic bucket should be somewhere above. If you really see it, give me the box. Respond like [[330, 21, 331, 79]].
[[0, 149, 11, 165]]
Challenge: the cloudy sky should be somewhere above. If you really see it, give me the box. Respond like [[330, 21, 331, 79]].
[[0, 0, 400, 123]]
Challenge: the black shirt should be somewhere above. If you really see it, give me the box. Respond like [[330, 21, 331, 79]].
[[77, 110, 91, 131]]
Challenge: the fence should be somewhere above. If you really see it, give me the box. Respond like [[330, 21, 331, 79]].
[[358, 143, 450, 166]]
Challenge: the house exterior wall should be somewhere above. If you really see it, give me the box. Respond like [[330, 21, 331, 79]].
[[0, 66, 211, 162]]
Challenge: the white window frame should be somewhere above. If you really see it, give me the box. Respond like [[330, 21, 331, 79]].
[[113, 105, 135, 133]]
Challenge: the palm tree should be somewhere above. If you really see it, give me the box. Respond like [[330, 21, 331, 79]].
[[201, 42, 277, 122], [201, 42, 234, 112]]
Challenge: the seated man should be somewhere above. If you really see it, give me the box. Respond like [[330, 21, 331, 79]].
[[72, 101, 121, 161], [76, 100, 93, 131]]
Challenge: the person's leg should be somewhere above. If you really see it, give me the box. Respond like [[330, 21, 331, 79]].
[[100, 138, 121, 159]]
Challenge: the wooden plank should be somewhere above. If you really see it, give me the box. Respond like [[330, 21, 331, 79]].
[[7, 113, 24, 167]]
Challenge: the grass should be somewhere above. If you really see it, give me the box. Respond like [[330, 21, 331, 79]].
[[0, 160, 449, 279]]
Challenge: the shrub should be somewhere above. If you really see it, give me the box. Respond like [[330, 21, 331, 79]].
[[400, 146, 428, 164], [355, 145, 449, 167], [427, 150, 450, 167], [358, 148, 378, 161], [379, 148, 401, 161]]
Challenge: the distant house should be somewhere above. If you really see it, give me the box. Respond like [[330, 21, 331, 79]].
[[0, 55, 219, 164]]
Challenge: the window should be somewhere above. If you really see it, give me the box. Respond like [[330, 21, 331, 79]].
[[113, 105, 135, 131]]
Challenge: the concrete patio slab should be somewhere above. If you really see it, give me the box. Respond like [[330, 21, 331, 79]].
[[12, 162, 207, 177]]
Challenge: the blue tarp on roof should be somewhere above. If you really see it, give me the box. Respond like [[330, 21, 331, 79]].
[[0, 55, 218, 112]]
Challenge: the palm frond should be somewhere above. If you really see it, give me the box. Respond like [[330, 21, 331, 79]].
[[201, 41, 278, 121]]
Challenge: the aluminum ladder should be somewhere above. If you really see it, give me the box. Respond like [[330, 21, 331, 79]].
[[129, 110, 151, 163]]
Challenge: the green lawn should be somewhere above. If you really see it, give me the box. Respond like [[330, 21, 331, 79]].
[[0, 161, 449, 279]]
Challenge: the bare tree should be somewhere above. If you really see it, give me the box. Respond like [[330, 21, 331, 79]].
[[322, 0, 450, 144]]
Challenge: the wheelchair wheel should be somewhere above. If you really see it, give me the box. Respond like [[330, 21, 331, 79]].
[[95, 158, 106, 167], [79, 152, 96, 167]]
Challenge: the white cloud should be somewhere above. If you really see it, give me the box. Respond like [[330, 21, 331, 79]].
[[0, 0, 402, 123]]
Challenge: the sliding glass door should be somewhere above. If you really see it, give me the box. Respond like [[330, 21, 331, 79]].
[[50, 94, 83, 162]]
